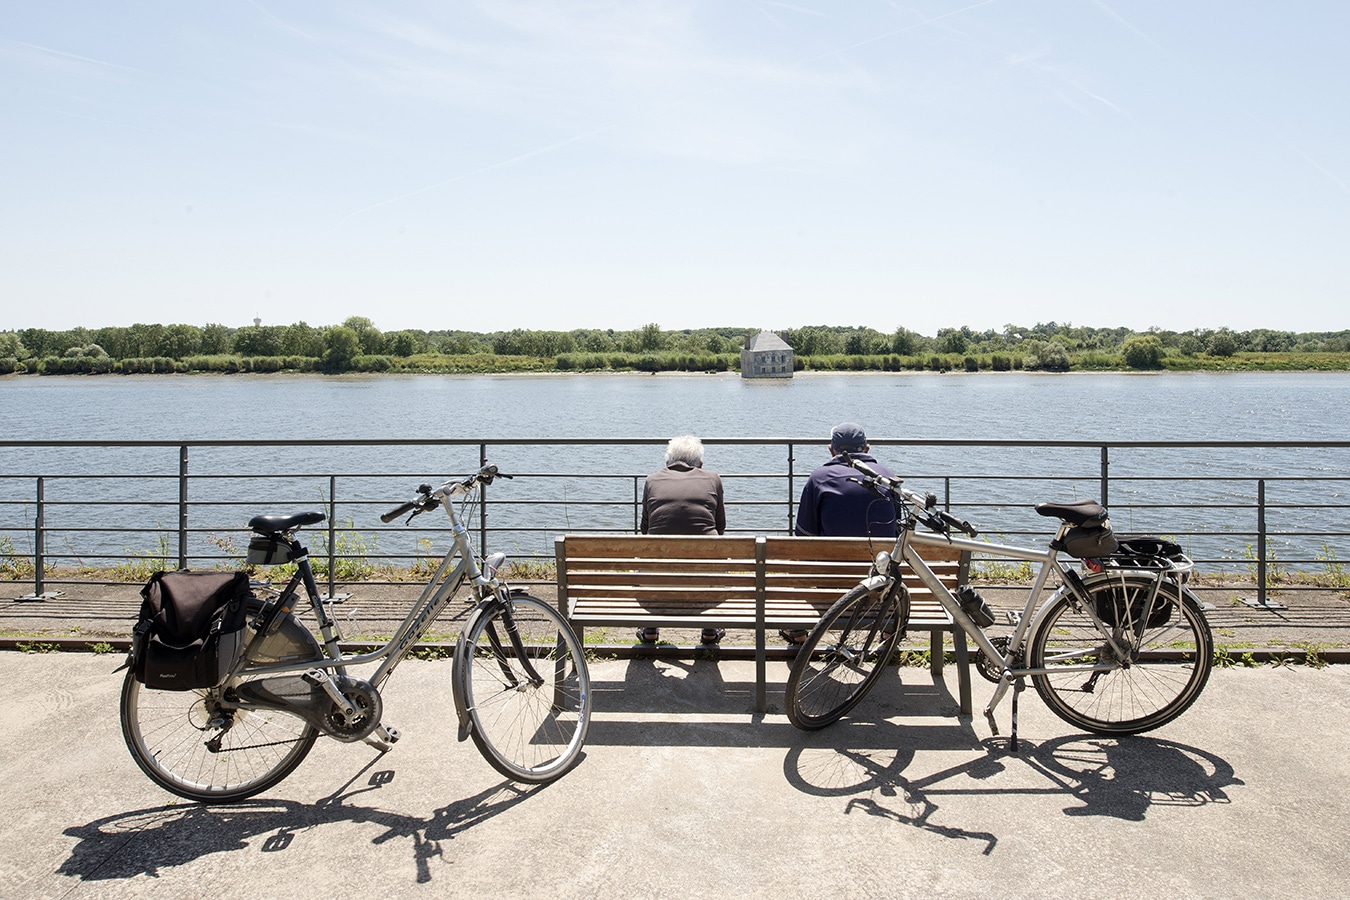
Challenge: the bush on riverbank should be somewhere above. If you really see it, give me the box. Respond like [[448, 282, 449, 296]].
[[9, 320, 1350, 376]]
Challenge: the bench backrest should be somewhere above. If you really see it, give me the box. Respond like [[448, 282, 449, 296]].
[[555, 534, 966, 621]]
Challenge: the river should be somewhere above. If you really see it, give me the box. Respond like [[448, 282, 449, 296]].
[[2, 371, 1348, 572]]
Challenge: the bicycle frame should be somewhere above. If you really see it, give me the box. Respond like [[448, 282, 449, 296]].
[[232, 483, 509, 689], [901, 525, 1154, 735]]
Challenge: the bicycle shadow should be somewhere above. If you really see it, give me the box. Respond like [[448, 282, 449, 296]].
[[56, 755, 544, 886], [784, 730, 1243, 854]]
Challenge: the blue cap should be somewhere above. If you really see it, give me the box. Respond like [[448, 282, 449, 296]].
[[830, 422, 867, 453]]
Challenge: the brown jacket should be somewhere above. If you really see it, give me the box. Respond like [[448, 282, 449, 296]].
[[640, 462, 726, 535]]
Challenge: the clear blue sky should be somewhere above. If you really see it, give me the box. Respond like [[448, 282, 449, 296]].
[[4, 1, 1347, 336]]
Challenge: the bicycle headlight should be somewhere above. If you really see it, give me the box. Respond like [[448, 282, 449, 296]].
[[873, 551, 892, 574]]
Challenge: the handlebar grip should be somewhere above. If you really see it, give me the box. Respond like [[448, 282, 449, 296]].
[[848, 456, 881, 479], [939, 510, 979, 537], [381, 501, 417, 524]]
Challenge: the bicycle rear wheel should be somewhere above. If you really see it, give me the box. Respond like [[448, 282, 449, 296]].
[[456, 593, 591, 783], [785, 583, 906, 730], [1029, 574, 1213, 735], [120, 600, 322, 803]]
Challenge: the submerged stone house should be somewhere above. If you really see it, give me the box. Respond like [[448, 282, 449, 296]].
[[740, 330, 795, 379]]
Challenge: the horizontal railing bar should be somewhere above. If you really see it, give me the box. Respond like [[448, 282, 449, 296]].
[[7, 437, 1350, 449]]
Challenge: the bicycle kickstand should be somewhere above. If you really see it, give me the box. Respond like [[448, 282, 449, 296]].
[[1008, 675, 1025, 753]]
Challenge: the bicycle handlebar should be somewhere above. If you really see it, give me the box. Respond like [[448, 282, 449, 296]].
[[841, 453, 979, 538], [380, 501, 418, 524], [381, 464, 513, 523]]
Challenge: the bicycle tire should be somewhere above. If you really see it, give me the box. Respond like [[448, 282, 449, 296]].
[[120, 599, 322, 803], [1029, 573, 1213, 735], [785, 582, 906, 730], [456, 593, 591, 783]]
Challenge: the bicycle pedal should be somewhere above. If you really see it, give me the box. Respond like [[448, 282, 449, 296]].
[[1004, 610, 1022, 625], [362, 724, 401, 752]]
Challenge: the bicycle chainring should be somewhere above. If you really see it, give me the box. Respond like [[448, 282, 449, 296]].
[[321, 678, 383, 743], [975, 635, 1015, 684]]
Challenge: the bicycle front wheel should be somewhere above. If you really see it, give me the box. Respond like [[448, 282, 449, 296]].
[[785, 583, 906, 730], [457, 593, 591, 783], [1029, 574, 1213, 735], [120, 601, 322, 802]]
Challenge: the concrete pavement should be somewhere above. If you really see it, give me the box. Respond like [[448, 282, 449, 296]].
[[2, 652, 1348, 898]]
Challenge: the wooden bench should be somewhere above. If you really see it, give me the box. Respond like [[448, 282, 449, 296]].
[[553, 534, 973, 715]]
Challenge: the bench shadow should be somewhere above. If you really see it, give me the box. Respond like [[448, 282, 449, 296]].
[[590, 657, 1243, 846], [588, 655, 978, 751], [57, 755, 544, 886]]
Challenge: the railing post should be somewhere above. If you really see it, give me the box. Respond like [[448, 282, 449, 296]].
[[178, 445, 189, 569], [328, 475, 337, 599], [479, 442, 488, 557], [787, 442, 796, 534], [943, 476, 952, 511], [1100, 445, 1109, 509], [633, 476, 641, 533], [33, 476, 45, 596], [1257, 478, 1267, 606]]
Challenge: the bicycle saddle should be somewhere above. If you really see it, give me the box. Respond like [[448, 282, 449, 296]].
[[1034, 500, 1107, 526], [248, 511, 326, 534]]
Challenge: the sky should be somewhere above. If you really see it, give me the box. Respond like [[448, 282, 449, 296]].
[[3, 1, 1347, 337]]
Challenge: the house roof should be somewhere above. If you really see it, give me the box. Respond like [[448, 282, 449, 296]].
[[746, 330, 792, 352]]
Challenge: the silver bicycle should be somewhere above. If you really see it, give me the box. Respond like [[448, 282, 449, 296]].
[[120, 464, 591, 801], [785, 455, 1213, 749]]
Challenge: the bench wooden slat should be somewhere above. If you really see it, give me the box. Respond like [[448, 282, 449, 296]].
[[556, 533, 973, 716]]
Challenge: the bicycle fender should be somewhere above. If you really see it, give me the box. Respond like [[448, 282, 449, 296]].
[[451, 603, 492, 742]]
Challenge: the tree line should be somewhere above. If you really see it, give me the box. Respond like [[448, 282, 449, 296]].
[[3, 319, 1349, 376]]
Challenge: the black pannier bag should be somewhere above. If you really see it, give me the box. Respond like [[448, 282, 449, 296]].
[[1091, 578, 1175, 629], [129, 571, 250, 690]]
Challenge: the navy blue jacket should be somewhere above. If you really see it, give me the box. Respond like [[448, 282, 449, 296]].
[[795, 453, 897, 538]]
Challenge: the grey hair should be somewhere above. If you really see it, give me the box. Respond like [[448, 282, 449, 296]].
[[665, 435, 704, 467]]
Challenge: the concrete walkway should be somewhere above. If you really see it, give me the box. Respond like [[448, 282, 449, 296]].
[[2, 652, 1348, 898]]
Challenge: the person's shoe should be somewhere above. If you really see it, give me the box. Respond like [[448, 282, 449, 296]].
[[700, 628, 726, 645], [779, 628, 809, 645], [636, 627, 659, 644]]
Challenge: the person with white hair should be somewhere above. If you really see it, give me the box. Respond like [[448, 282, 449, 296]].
[[637, 435, 727, 645]]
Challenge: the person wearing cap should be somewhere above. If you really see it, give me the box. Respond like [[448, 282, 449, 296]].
[[794, 422, 898, 539], [784, 423, 897, 643], [636, 435, 727, 646]]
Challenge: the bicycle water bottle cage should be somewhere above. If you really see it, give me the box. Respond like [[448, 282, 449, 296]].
[[956, 585, 996, 628]]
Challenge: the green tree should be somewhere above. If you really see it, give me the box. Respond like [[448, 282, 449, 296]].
[[0, 332, 28, 359], [936, 327, 970, 355], [1122, 335, 1165, 369], [638, 323, 666, 352], [233, 325, 283, 357], [200, 323, 231, 355], [322, 326, 360, 371], [156, 324, 202, 359], [1023, 339, 1071, 371], [387, 330, 422, 357], [342, 316, 384, 355], [891, 327, 923, 356], [1208, 329, 1238, 357], [281, 322, 324, 357]]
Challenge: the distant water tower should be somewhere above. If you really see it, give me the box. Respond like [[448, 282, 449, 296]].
[[253, 316, 262, 327]]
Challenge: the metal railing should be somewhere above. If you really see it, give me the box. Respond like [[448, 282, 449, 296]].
[[3, 438, 1349, 605]]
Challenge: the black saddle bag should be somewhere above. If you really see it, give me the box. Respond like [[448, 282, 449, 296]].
[[129, 571, 250, 690]]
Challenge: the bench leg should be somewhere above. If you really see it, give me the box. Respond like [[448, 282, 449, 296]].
[[953, 627, 972, 717], [929, 630, 944, 677], [755, 626, 766, 714]]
